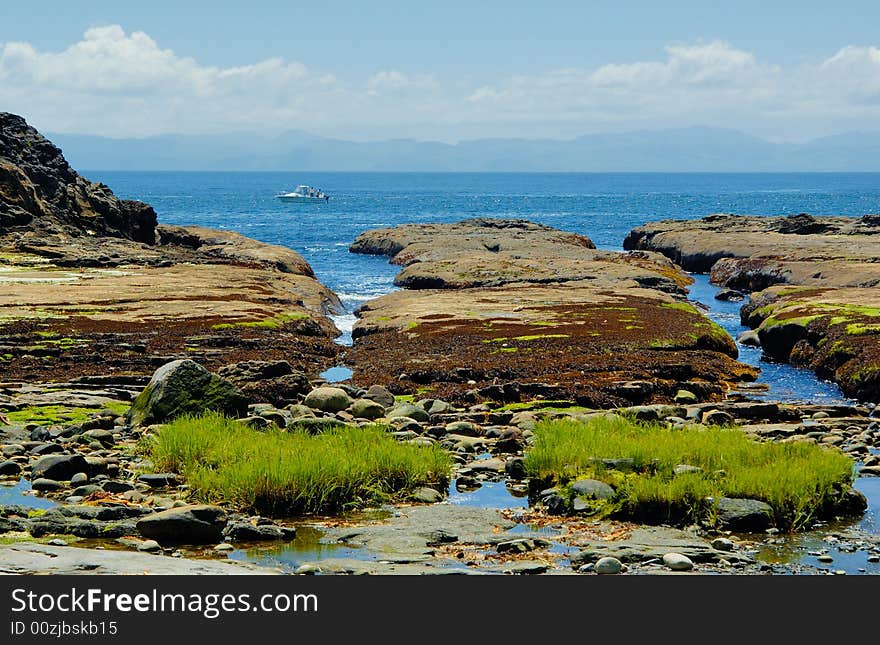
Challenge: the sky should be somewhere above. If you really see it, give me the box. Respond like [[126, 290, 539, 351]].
[[1, 1, 879, 142]]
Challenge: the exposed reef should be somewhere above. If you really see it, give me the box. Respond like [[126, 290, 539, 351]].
[[347, 218, 756, 406], [624, 213, 880, 401]]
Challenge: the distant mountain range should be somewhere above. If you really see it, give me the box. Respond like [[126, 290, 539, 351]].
[[48, 126, 880, 172]]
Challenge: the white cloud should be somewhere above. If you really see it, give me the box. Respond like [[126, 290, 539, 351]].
[[367, 70, 438, 93], [1, 27, 879, 141]]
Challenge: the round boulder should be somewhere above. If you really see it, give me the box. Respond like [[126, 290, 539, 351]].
[[303, 387, 353, 413], [595, 557, 623, 575], [388, 403, 429, 423], [349, 398, 386, 420], [662, 553, 694, 571]]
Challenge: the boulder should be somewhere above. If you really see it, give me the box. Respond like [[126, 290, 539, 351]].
[[126, 360, 248, 426], [711, 537, 734, 552], [0, 460, 21, 476], [137, 473, 179, 488], [224, 522, 296, 542], [674, 389, 698, 404], [737, 330, 762, 347], [571, 478, 615, 500], [217, 360, 310, 405], [444, 421, 481, 436], [287, 417, 348, 434], [495, 428, 525, 453], [364, 385, 395, 408], [349, 398, 386, 420], [715, 497, 773, 532], [31, 454, 89, 481], [662, 553, 695, 571], [31, 478, 64, 492], [136, 505, 227, 544], [702, 410, 735, 426], [70, 472, 89, 486], [594, 556, 623, 575], [303, 387, 353, 413], [410, 487, 444, 503], [715, 289, 745, 302], [388, 403, 430, 422]]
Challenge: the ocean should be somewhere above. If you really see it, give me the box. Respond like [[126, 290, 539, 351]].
[[91, 170, 880, 404]]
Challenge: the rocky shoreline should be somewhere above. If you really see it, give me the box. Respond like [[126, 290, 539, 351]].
[[624, 213, 880, 401], [2, 114, 880, 575]]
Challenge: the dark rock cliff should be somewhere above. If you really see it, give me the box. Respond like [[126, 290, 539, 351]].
[[0, 112, 157, 243]]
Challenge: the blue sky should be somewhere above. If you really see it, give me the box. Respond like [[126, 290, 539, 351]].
[[2, 1, 879, 141]]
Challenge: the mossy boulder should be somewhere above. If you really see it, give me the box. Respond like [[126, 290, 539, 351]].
[[126, 360, 248, 427]]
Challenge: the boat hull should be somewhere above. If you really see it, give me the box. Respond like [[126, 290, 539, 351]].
[[276, 194, 327, 202]]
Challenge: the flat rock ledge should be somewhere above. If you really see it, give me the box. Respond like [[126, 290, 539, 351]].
[[0, 542, 280, 575]]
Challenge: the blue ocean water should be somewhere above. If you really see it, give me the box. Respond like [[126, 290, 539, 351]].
[[92, 171, 880, 403]]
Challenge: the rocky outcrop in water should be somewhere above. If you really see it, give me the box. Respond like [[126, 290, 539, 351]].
[[624, 213, 880, 401], [347, 218, 756, 406]]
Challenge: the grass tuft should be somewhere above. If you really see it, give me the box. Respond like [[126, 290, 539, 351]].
[[524, 415, 854, 531], [147, 412, 452, 516]]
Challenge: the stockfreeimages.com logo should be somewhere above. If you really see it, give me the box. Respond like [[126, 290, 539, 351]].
[[10, 587, 318, 620]]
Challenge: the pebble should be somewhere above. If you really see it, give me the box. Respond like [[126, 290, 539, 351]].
[[137, 540, 162, 553], [70, 472, 89, 485], [662, 553, 694, 571], [213, 543, 235, 552], [711, 538, 734, 552], [817, 555, 834, 563], [594, 557, 623, 575], [31, 478, 63, 492], [47, 538, 67, 547]]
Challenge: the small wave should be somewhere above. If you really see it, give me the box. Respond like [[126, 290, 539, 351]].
[[336, 292, 386, 303], [329, 313, 358, 347], [330, 313, 357, 333]]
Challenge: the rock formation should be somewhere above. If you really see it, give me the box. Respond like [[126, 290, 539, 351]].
[[348, 218, 756, 407], [625, 213, 880, 401], [0, 112, 343, 386]]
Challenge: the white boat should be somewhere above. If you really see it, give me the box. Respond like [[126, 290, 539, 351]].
[[276, 184, 329, 202]]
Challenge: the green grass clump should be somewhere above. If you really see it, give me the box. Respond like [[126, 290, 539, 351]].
[[845, 323, 880, 336], [148, 412, 452, 516], [512, 334, 570, 341], [524, 415, 854, 531], [660, 301, 700, 314], [211, 311, 309, 330]]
